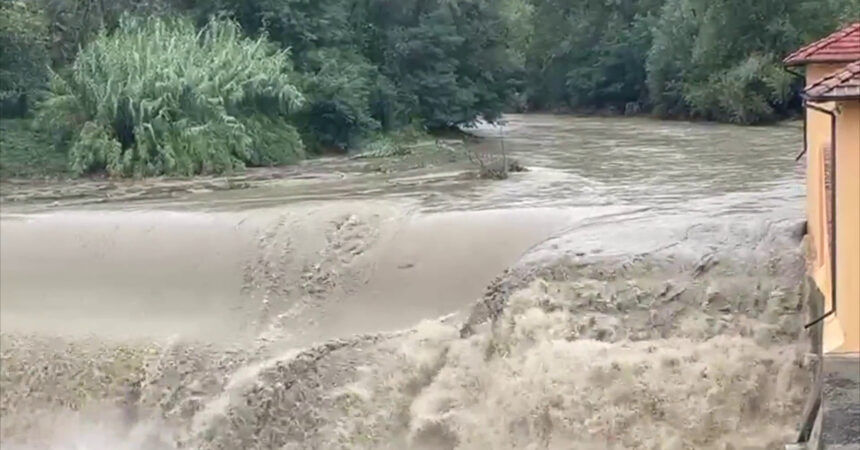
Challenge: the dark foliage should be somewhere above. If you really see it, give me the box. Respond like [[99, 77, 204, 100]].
[[1, 0, 857, 177]]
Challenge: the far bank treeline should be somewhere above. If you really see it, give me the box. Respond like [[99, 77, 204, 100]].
[[0, 0, 857, 177]]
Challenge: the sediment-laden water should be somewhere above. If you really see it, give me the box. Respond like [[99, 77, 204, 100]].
[[0, 115, 810, 449]]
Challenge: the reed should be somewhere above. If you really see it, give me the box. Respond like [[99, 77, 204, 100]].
[[39, 17, 305, 176]]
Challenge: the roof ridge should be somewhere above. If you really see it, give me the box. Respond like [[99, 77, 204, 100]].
[[784, 22, 860, 66]]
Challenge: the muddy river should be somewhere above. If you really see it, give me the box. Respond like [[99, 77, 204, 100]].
[[1, 115, 811, 449]]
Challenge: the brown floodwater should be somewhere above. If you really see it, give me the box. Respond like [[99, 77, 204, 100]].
[[0, 115, 810, 449]]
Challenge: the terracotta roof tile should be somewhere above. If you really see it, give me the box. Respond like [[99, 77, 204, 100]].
[[804, 60, 860, 100], [784, 23, 860, 66]]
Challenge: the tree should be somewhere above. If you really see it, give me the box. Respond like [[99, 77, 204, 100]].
[[646, 0, 851, 124], [295, 48, 380, 151], [35, 0, 175, 67], [525, 0, 661, 112], [184, 0, 521, 149], [0, 1, 50, 117], [358, 0, 521, 129]]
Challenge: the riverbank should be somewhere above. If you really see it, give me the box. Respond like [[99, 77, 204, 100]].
[[1, 113, 804, 186], [0, 121, 484, 208], [0, 148, 481, 212]]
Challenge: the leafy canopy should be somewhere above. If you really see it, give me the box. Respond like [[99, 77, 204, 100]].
[[0, 1, 50, 117]]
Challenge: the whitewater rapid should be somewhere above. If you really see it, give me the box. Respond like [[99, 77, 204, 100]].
[[1, 115, 810, 449]]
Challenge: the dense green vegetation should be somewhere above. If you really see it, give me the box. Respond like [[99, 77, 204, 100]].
[[0, 1, 50, 117], [522, 0, 857, 122], [40, 17, 304, 176], [645, 0, 858, 123], [0, 0, 857, 177], [0, 119, 67, 178]]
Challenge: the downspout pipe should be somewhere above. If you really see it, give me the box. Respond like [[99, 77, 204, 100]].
[[798, 106, 808, 162], [804, 100, 838, 329], [784, 66, 805, 80]]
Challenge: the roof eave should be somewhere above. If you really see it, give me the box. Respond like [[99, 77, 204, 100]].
[[782, 22, 860, 67], [784, 57, 860, 67], [803, 93, 860, 102]]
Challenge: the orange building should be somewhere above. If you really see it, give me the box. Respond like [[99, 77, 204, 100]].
[[784, 23, 860, 355], [783, 24, 859, 449]]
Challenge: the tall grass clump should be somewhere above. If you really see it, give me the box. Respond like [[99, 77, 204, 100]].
[[39, 17, 305, 177]]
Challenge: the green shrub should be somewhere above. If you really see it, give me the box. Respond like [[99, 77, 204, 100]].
[[0, 119, 67, 179], [683, 54, 794, 124], [40, 17, 305, 177], [295, 49, 380, 152], [646, 0, 849, 124]]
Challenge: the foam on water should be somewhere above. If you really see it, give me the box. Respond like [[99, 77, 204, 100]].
[[1, 216, 810, 450], [0, 115, 809, 449]]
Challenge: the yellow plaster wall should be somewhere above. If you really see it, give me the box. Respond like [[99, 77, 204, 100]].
[[804, 64, 842, 306], [806, 64, 847, 84], [831, 100, 860, 354]]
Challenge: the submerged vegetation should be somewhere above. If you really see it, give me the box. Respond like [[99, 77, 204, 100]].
[[0, 0, 857, 177]]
